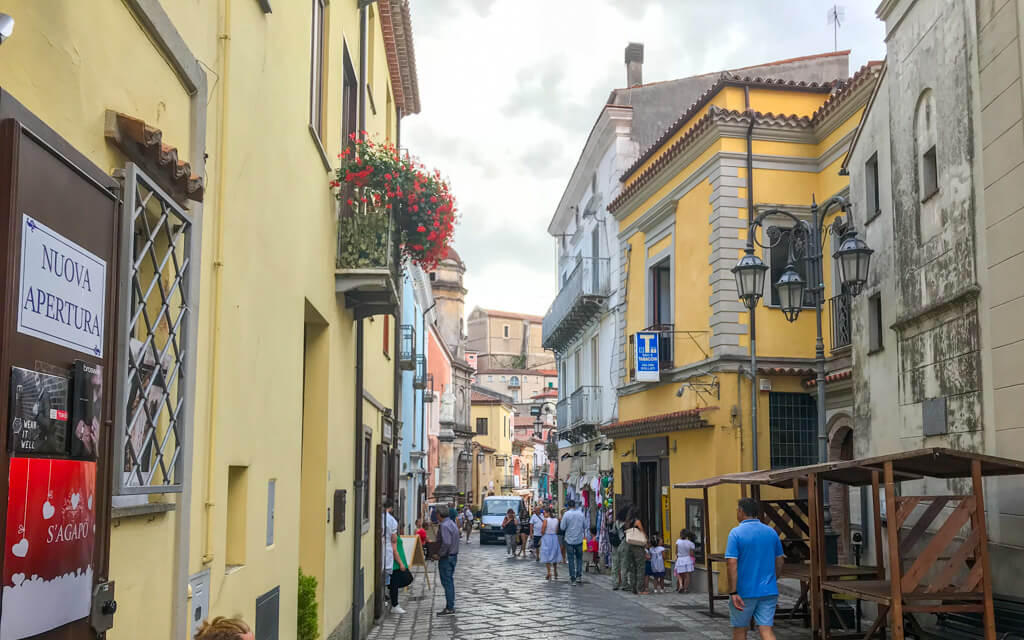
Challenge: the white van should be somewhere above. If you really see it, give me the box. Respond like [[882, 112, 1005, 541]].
[[478, 495, 526, 544]]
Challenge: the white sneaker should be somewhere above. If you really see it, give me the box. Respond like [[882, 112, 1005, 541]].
[[391, 605, 407, 615]]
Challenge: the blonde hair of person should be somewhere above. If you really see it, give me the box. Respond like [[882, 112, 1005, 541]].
[[195, 616, 251, 640]]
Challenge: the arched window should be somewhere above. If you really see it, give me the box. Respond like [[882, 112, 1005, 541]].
[[915, 89, 941, 239]]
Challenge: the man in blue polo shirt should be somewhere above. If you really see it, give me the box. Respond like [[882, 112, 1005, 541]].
[[725, 498, 785, 639]]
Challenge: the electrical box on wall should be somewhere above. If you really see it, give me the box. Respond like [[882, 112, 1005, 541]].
[[759, 378, 772, 392]]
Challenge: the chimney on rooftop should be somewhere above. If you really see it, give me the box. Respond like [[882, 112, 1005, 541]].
[[625, 42, 644, 88]]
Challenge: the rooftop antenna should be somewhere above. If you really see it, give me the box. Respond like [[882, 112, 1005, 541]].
[[827, 5, 845, 52]]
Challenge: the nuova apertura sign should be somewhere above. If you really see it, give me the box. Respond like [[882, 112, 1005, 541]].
[[16, 214, 106, 357]]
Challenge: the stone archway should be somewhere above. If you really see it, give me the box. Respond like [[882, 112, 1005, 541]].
[[827, 415, 855, 562]]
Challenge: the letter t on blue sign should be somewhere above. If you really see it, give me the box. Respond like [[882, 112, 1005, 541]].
[[635, 331, 660, 382]]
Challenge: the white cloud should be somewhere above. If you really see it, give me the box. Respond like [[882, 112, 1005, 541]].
[[403, 0, 887, 317]]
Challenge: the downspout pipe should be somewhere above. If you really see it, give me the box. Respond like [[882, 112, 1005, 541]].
[[202, 0, 232, 568], [745, 90, 759, 472], [352, 5, 370, 640]]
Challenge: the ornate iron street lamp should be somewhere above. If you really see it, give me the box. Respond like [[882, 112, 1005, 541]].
[[733, 195, 873, 563]]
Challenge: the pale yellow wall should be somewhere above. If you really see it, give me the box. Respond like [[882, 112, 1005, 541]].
[[0, 1, 399, 638]]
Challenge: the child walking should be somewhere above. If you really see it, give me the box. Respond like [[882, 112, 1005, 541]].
[[647, 535, 667, 593], [674, 529, 696, 593]]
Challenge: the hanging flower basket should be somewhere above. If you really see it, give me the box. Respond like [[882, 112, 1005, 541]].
[[332, 133, 457, 271]]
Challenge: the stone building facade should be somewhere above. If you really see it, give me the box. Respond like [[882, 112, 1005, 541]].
[[845, 0, 1024, 594]]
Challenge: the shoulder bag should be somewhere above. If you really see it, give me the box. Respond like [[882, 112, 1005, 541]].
[[625, 526, 647, 547]]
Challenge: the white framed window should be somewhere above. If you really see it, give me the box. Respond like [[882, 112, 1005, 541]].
[[309, 0, 327, 140]]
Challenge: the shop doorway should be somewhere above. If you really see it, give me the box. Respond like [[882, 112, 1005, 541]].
[[637, 461, 660, 534]]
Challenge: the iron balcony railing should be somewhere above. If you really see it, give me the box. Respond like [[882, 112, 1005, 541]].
[[556, 398, 569, 432], [569, 386, 601, 428], [829, 293, 852, 351], [422, 373, 436, 402], [413, 354, 426, 389], [336, 211, 396, 272], [399, 324, 415, 370], [542, 256, 611, 351]]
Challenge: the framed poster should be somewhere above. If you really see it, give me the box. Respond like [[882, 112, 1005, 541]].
[[69, 360, 102, 460], [685, 498, 705, 564], [8, 367, 69, 456], [1, 457, 97, 640]]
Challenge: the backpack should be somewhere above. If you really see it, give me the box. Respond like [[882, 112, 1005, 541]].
[[609, 523, 622, 547]]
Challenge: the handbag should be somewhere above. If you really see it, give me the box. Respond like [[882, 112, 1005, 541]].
[[625, 527, 647, 547], [391, 568, 414, 589]]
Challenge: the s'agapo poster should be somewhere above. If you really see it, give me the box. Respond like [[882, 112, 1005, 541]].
[[1, 457, 96, 640]]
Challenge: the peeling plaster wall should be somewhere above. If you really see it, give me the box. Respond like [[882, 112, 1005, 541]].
[[851, 0, 1024, 595], [884, 0, 984, 451]]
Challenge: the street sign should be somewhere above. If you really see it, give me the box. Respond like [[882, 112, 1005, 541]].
[[17, 214, 107, 357], [635, 331, 660, 382]]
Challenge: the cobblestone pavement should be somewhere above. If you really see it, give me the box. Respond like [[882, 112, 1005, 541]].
[[369, 532, 814, 640]]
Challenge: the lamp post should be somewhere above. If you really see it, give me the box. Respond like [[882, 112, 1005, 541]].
[[731, 195, 873, 563]]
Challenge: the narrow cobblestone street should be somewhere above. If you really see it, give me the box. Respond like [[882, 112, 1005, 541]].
[[370, 533, 811, 640]]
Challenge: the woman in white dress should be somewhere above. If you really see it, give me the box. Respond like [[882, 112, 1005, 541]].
[[674, 528, 696, 593], [539, 507, 562, 580]]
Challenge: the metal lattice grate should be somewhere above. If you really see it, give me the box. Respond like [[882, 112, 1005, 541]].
[[769, 392, 817, 469], [114, 164, 192, 494]]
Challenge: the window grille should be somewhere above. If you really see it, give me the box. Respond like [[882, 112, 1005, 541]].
[[114, 164, 193, 494], [769, 392, 817, 469]]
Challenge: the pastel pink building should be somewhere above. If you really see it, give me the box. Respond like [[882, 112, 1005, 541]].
[[426, 322, 453, 500]]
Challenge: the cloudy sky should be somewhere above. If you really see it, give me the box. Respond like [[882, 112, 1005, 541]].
[[403, 1, 887, 318]]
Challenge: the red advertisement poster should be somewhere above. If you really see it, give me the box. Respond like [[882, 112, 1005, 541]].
[[1, 458, 96, 640]]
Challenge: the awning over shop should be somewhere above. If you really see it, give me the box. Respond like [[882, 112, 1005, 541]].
[[601, 407, 714, 439]]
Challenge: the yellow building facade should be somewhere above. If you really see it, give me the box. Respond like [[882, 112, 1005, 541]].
[[470, 391, 516, 499], [605, 65, 881, 586], [0, 1, 419, 639]]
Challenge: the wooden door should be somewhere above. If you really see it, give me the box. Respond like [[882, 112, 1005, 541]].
[[0, 113, 120, 640]]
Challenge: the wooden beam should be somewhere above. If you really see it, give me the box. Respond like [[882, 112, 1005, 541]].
[[704, 487, 715, 616], [807, 473, 822, 638], [971, 459, 996, 640], [884, 461, 905, 640]]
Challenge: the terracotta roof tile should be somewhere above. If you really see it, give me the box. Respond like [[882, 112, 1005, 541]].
[[104, 110, 204, 202], [377, 0, 420, 115], [803, 368, 853, 387], [601, 407, 715, 438], [608, 107, 815, 214], [620, 75, 837, 185]]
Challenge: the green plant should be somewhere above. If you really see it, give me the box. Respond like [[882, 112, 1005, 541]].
[[336, 210, 392, 269], [332, 134, 457, 270], [297, 569, 319, 640]]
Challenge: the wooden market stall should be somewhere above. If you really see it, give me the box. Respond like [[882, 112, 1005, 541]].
[[673, 469, 811, 617], [798, 448, 1024, 640]]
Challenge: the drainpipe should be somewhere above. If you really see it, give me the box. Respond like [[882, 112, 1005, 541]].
[[351, 318, 365, 640], [201, 0, 233, 567], [745, 88, 759, 472], [352, 5, 370, 639]]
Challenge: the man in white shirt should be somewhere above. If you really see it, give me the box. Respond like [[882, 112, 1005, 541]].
[[529, 506, 544, 561]]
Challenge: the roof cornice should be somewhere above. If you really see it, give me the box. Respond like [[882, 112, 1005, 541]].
[[378, 0, 420, 115], [548, 104, 634, 235]]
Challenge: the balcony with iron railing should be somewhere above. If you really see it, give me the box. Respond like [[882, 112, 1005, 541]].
[[627, 325, 712, 381], [542, 256, 611, 351], [335, 212, 400, 318], [399, 324, 415, 370], [422, 373, 436, 402], [829, 293, 852, 352], [569, 386, 601, 428], [413, 354, 426, 389], [556, 398, 568, 432]]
